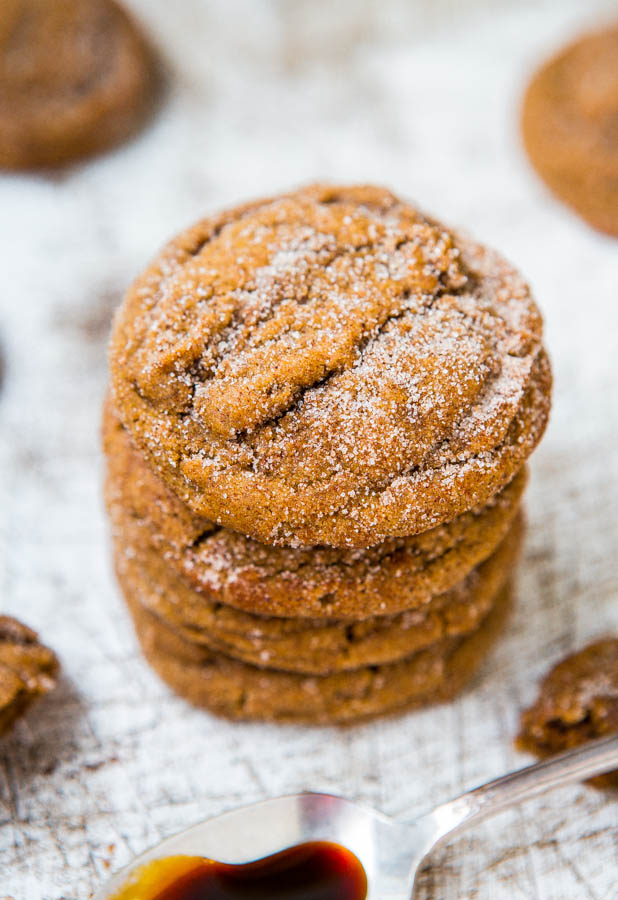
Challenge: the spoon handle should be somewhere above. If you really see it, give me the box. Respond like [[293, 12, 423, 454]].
[[424, 733, 618, 845]]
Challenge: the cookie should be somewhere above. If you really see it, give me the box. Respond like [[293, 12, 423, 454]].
[[104, 400, 526, 619], [125, 582, 513, 724], [516, 638, 618, 788], [109, 184, 550, 547], [113, 514, 522, 675], [522, 24, 618, 236], [0, 0, 157, 169], [0, 616, 59, 736]]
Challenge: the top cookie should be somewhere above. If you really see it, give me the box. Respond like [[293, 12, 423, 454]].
[[0, 0, 156, 169], [522, 24, 618, 236], [110, 184, 550, 548]]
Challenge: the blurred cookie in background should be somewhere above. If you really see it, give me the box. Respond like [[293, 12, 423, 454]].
[[0, 616, 59, 736], [0, 0, 159, 170], [522, 23, 618, 236], [516, 638, 618, 789], [109, 183, 551, 549]]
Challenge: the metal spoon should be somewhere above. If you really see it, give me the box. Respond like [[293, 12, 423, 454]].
[[95, 733, 618, 899]]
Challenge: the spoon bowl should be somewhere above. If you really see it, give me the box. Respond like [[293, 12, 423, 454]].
[[95, 734, 618, 899], [97, 793, 426, 899]]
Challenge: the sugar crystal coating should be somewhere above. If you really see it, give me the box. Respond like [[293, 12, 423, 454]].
[[110, 184, 551, 547], [104, 399, 527, 619]]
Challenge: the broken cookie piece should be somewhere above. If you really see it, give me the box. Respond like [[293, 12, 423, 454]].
[[0, 616, 59, 737], [517, 638, 618, 788]]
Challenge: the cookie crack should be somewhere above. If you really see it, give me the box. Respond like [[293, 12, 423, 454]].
[[261, 343, 545, 522], [188, 524, 225, 549], [196, 278, 457, 444]]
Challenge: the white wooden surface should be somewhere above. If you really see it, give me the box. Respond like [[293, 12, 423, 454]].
[[1, 1, 618, 897]]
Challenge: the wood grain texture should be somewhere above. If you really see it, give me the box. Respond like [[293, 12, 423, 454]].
[[1, 1, 617, 897]]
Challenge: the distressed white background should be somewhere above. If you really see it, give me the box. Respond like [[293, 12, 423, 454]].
[[1, 0, 617, 897]]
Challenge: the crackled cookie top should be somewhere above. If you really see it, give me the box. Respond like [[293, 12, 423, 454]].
[[522, 24, 618, 236], [0, 0, 156, 169], [110, 184, 550, 547]]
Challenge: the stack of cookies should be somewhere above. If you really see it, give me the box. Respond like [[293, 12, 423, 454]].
[[104, 185, 551, 724]]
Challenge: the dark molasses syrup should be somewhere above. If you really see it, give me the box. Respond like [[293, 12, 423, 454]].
[[112, 841, 368, 900]]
